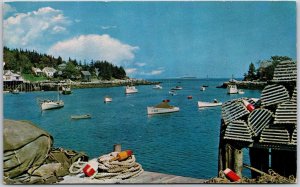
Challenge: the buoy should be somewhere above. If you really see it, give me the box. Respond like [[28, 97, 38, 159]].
[[242, 99, 255, 112], [83, 159, 98, 177], [187, 96, 192, 99], [223, 168, 241, 182], [163, 99, 170, 103], [110, 150, 133, 161]]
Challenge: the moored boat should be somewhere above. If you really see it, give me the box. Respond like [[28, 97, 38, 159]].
[[153, 84, 163, 89], [71, 114, 91, 119], [227, 84, 238, 94], [11, 89, 20, 94], [104, 96, 112, 103], [238, 89, 245, 94], [198, 100, 222, 108], [171, 86, 182, 90], [125, 86, 138, 94], [169, 90, 177, 96], [200, 86, 205, 91], [39, 99, 64, 110], [61, 86, 72, 95], [147, 100, 180, 115]]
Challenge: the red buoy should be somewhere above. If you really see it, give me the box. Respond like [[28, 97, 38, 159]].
[[187, 96, 192, 99], [163, 99, 170, 102], [223, 168, 241, 182], [83, 159, 98, 177], [242, 99, 255, 112]]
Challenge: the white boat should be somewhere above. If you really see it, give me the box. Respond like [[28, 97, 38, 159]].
[[61, 86, 72, 95], [153, 84, 163, 89], [71, 114, 91, 119], [169, 90, 177, 96], [125, 86, 138, 94], [227, 84, 238, 94], [171, 86, 183, 90], [40, 99, 64, 110], [11, 89, 20, 94], [200, 86, 205, 91], [198, 100, 222, 108], [238, 89, 245, 94], [39, 86, 64, 110], [147, 100, 180, 115], [104, 96, 112, 103]]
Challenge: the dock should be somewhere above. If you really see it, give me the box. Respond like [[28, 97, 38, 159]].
[[60, 171, 206, 184]]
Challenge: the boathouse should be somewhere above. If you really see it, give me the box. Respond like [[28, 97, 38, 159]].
[[218, 60, 297, 179]]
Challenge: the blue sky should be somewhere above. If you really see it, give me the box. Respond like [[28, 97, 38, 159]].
[[3, 1, 296, 79]]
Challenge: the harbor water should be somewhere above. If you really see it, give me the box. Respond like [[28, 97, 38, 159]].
[[4, 79, 261, 179]]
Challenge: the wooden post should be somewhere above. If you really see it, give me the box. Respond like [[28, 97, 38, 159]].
[[233, 148, 243, 178], [113, 144, 121, 152], [249, 148, 269, 178]]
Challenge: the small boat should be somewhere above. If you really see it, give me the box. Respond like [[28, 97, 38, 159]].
[[171, 86, 183, 90], [11, 89, 20, 94], [125, 85, 138, 94], [169, 90, 177, 96], [227, 84, 238, 94], [104, 96, 112, 103], [61, 86, 72, 95], [200, 86, 205, 91], [187, 96, 193, 99], [39, 86, 64, 110], [202, 85, 209, 87], [147, 100, 180, 115], [238, 89, 245, 94], [71, 114, 91, 119], [40, 99, 64, 110], [153, 84, 163, 89], [198, 100, 222, 108]]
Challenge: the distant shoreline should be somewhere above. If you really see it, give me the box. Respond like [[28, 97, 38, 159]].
[[217, 80, 268, 90]]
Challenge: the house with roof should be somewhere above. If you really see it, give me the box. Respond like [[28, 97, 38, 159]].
[[42, 67, 57, 78], [81, 71, 91, 82], [58, 63, 67, 70], [32, 67, 43, 76], [3, 70, 24, 82]]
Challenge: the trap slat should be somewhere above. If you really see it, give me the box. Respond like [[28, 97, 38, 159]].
[[274, 101, 297, 125], [259, 126, 290, 145], [248, 109, 273, 136], [222, 99, 250, 124], [272, 60, 297, 82], [224, 120, 253, 142], [260, 84, 290, 107]]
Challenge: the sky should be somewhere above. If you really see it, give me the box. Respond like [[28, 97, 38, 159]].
[[3, 1, 296, 79]]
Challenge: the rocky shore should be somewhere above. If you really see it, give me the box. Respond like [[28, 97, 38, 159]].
[[217, 80, 268, 90]]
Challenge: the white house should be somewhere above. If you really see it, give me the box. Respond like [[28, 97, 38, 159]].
[[58, 63, 67, 70], [42, 67, 57, 78], [32, 67, 43, 76], [3, 70, 24, 82]]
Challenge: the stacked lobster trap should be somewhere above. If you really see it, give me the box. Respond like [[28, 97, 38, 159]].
[[218, 60, 297, 179]]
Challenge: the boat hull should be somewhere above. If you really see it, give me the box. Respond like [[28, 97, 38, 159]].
[[71, 114, 91, 119], [104, 97, 112, 103], [147, 106, 180, 115], [198, 101, 222, 108], [41, 101, 64, 110]]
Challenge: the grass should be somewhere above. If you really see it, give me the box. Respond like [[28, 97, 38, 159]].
[[22, 74, 48, 82]]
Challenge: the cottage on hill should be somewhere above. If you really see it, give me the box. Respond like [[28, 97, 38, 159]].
[[42, 67, 57, 78], [81, 71, 91, 82], [32, 67, 43, 76]]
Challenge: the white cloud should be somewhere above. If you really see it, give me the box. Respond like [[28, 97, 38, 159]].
[[101, 25, 117, 30], [135, 62, 146, 67], [4, 7, 71, 49], [3, 4, 16, 16], [125, 68, 137, 74], [140, 69, 165, 76], [48, 34, 139, 65]]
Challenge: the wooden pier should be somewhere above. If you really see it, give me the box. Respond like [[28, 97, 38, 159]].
[[60, 171, 206, 184]]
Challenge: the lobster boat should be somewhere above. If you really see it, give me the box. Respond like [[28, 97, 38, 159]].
[[198, 100, 222, 108], [147, 100, 180, 115]]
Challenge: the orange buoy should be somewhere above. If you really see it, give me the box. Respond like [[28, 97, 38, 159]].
[[162, 99, 170, 103], [242, 99, 255, 112], [83, 159, 98, 177], [111, 150, 133, 161], [223, 168, 241, 182], [187, 96, 192, 99]]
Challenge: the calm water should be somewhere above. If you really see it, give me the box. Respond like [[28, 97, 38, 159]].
[[4, 79, 261, 179]]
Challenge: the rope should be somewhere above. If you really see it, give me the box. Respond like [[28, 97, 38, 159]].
[[68, 152, 143, 182]]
